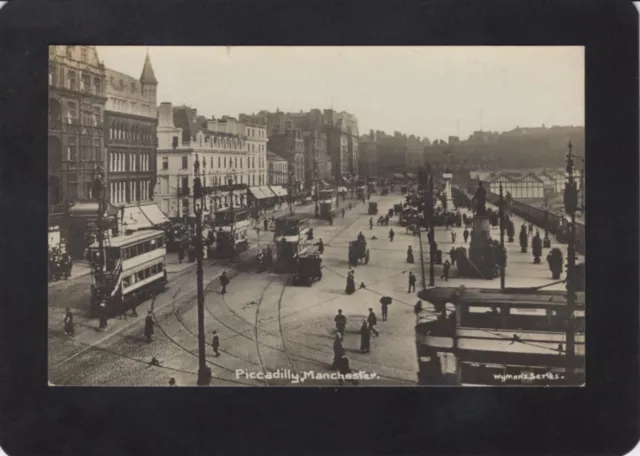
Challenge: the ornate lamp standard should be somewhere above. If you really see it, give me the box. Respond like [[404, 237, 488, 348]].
[[192, 155, 212, 386]]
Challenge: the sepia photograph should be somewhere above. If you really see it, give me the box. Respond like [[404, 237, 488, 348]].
[[47, 46, 585, 387]]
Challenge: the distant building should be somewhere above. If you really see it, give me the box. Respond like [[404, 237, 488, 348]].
[[302, 129, 330, 185], [358, 131, 377, 182], [267, 151, 289, 185], [48, 45, 109, 256], [267, 121, 305, 193]]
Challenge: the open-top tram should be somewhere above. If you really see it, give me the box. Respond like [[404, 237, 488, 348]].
[[415, 287, 585, 386], [273, 214, 312, 272]]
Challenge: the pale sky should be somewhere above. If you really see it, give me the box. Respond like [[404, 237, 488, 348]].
[[96, 46, 584, 140]]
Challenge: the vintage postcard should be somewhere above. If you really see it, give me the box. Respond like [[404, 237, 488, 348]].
[[47, 46, 585, 386]]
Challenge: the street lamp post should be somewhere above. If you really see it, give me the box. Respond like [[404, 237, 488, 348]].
[[427, 165, 435, 287], [563, 140, 578, 385], [498, 182, 506, 289], [193, 155, 212, 386]]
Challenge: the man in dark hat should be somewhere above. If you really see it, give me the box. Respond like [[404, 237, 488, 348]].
[[144, 311, 154, 343], [408, 271, 416, 293], [334, 309, 346, 337], [211, 330, 220, 356], [367, 308, 379, 337], [63, 308, 74, 336], [98, 301, 108, 329], [220, 271, 230, 294]]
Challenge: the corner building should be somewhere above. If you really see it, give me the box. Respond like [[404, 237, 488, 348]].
[[48, 45, 109, 257]]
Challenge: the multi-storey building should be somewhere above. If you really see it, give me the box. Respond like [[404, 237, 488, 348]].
[[104, 52, 167, 232], [155, 104, 250, 218], [48, 45, 110, 256], [302, 129, 330, 186], [243, 122, 268, 187], [267, 151, 289, 185], [358, 130, 378, 182], [324, 109, 359, 187], [267, 122, 305, 194]]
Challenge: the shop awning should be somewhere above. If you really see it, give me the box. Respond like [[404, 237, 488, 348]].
[[342, 175, 352, 184], [269, 185, 288, 197], [121, 205, 153, 231], [139, 202, 170, 226], [69, 202, 118, 218], [393, 173, 405, 179], [248, 186, 273, 200], [406, 173, 416, 179], [320, 180, 330, 189], [337, 186, 348, 193]]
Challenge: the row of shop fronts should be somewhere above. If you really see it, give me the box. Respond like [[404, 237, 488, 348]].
[[48, 201, 170, 259]]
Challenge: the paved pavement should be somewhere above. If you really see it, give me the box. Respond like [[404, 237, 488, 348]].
[[48, 192, 582, 386]]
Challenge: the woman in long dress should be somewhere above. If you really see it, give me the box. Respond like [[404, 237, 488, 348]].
[[345, 271, 356, 294], [360, 320, 370, 353]]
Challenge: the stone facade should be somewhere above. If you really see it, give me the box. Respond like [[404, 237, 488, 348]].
[[267, 151, 289, 185], [48, 45, 108, 255]]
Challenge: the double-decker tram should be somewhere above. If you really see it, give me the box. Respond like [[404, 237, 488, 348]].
[[273, 214, 312, 272], [211, 207, 250, 258], [88, 230, 168, 313], [415, 287, 585, 386], [317, 189, 334, 219]]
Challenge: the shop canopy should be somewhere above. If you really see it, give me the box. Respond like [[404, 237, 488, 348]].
[[342, 175, 352, 184], [393, 173, 405, 179], [337, 186, 348, 193], [139, 202, 170, 226], [319, 180, 331, 189], [248, 186, 274, 200], [269, 185, 288, 197], [121, 205, 153, 231], [406, 173, 416, 179]]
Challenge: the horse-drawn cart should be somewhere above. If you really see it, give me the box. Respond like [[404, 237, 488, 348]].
[[368, 202, 378, 215], [348, 239, 370, 265], [293, 249, 323, 286]]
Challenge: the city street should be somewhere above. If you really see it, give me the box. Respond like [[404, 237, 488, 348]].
[[48, 192, 582, 386]]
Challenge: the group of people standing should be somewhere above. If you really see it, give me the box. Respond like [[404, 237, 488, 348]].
[[48, 243, 73, 282]]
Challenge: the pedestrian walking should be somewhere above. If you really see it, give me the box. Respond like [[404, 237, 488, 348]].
[[342, 208, 345, 218], [451, 231, 457, 244], [98, 301, 108, 329], [408, 271, 416, 293], [360, 320, 371, 353], [345, 271, 356, 294], [369, 217, 373, 230], [130, 292, 139, 317], [449, 247, 456, 266], [528, 223, 533, 237], [441, 260, 451, 281], [334, 309, 346, 337], [338, 355, 359, 386], [317, 238, 324, 254], [463, 228, 469, 244], [367, 308, 379, 337], [63, 308, 74, 336], [414, 300, 423, 316], [263, 218, 268, 231], [381, 300, 389, 321], [178, 243, 185, 264], [220, 271, 230, 294], [144, 311, 154, 343], [211, 330, 220, 356], [332, 333, 345, 369], [388, 228, 395, 242]]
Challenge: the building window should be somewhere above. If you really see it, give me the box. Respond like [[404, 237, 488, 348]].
[[240, 158, 243, 169], [66, 70, 76, 90], [93, 138, 101, 161], [81, 73, 91, 93], [218, 157, 221, 168], [223, 157, 227, 168], [162, 156, 168, 170], [66, 101, 77, 124], [181, 177, 189, 195], [210, 157, 213, 168], [92, 106, 101, 126], [67, 137, 77, 161], [182, 156, 188, 169]]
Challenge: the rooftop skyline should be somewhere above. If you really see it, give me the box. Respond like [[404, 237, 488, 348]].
[[95, 46, 584, 140]]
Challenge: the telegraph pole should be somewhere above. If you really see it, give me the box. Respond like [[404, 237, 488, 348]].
[[564, 140, 578, 384], [418, 167, 427, 290], [287, 162, 293, 214], [314, 160, 320, 218], [193, 155, 211, 386], [427, 165, 435, 286], [499, 182, 506, 289], [93, 166, 107, 308]]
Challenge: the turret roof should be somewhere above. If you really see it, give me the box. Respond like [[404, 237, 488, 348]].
[[140, 52, 158, 84]]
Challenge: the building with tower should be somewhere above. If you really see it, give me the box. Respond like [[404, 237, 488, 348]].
[[48, 45, 112, 257], [104, 51, 167, 233]]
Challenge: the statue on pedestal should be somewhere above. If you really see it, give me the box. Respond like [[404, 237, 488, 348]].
[[472, 180, 487, 216]]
